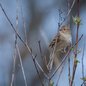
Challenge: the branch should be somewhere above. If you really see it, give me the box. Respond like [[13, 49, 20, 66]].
[[56, 63, 65, 86], [82, 39, 85, 79], [60, 0, 76, 26], [16, 1, 27, 86], [32, 55, 44, 86], [0, 2, 49, 82], [10, 45, 16, 86], [67, 0, 71, 85], [81, 38, 85, 86], [16, 44, 28, 86], [11, 0, 19, 85], [20, 0, 27, 43], [70, 0, 80, 85], [38, 41, 43, 60]]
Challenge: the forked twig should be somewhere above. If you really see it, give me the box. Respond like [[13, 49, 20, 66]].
[[0, 2, 49, 81], [32, 55, 44, 86]]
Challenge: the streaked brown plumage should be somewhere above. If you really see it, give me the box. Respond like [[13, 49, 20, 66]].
[[47, 25, 72, 72]]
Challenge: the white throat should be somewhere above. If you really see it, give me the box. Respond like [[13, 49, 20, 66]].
[[60, 32, 72, 43]]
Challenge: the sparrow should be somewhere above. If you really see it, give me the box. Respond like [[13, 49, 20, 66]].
[[47, 25, 72, 72]]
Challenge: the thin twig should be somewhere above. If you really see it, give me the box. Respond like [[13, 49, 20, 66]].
[[68, 55, 71, 86], [38, 41, 43, 60], [70, 0, 80, 86], [70, 29, 79, 86], [20, 0, 27, 43], [16, 44, 28, 86], [0, 3, 28, 51], [35, 57, 49, 79], [10, 45, 17, 86], [81, 81, 86, 86], [56, 63, 65, 86], [47, 35, 60, 72], [81, 38, 86, 86], [10, 0, 19, 85], [67, 0, 71, 85], [32, 55, 44, 86], [50, 49, 71, 80], [82, 39, 85, 79], [16, 1, 28, 86], [38, 41, 48, 69]]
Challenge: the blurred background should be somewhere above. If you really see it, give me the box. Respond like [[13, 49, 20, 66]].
[[0, 0, 86, 86]]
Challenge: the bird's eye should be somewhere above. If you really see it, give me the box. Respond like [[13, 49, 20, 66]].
[[64, 28, 65, 30]]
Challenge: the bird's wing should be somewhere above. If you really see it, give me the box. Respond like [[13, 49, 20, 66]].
[[47, 35, 60, 71], [49, 35, 60, 48]]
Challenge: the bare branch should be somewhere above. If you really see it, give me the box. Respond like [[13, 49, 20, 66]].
[[16, 1, 27, 86], [32, 55, 44, 86], [67, 0, 71, 85], [20, 0, 27, 43], [68, 55, 71, 86], [16, 44, 28, 86], [60, 0, 76, 27], [56, 63, 65, 86], [70, 0, 80, 85], [0, 2, 49, 80], [11, 0, 19, 85], [81, 38, 86, 86], [10, 46, 16, 86]]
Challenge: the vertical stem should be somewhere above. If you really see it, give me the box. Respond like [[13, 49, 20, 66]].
[[82, 40, 85, 79], [67, 0, 71, 85], [16, 45, 28, 86], [81, 39, 85, 86], [10, 43, 17, 86], [56, 63, 65, 86], [70, 0, 80, 86], [68, 56, 71, 85], [20, 0, 27, 44]]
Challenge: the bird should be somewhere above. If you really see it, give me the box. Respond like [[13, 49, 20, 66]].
[[47, 25, 72, 72]]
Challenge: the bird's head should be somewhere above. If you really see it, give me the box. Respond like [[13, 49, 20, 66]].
[[59, 25, 72, 43]]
